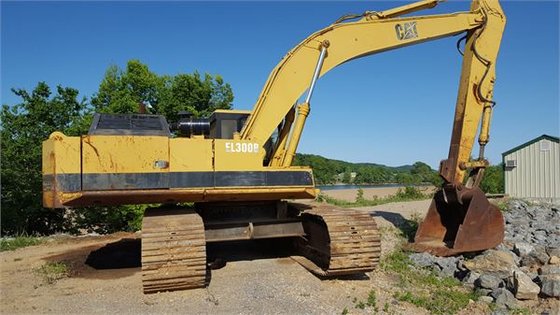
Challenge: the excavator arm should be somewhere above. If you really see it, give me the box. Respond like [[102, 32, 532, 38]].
[[241, 0, 506, 255]]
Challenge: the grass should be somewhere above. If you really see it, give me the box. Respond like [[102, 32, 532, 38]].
[[349, 290, 379, 313], [354, 300, 366, 309], [495, 200, 508, 212], [511, 307, 532, 315], [318, 186, 431, 208], [35, 261, 69, 284], [367, 290, 379, 313], [342, 226, 477, 315], [397, 213, 423, 241], [0, 235, 43, 251], [366, 290, 377, 308], [382, 249, 479, 315], [383, 302, 389, 312]]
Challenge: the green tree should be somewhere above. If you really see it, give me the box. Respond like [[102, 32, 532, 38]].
[[410, 161, 437, 183], [1, 82, 89, 235], [91, 60, 234, 121], [91, 61, 160, 114], [480, 164, 504, 194], [159, 72, 234, 121], [294, 153, 439, 186], [293, 154, 340, 184], [342, 169, 353, 183], [71, 205, 145, 234], [395, 173, 416, 185], [354, 166, 389, 184]]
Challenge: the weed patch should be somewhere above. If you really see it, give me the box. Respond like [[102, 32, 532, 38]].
[[366, 290, 377, 308], [0, 236, 43, 251], [383, 302, 389, 312], [354, 300, 366, 309], [382, 249, 478, 315], [495, 200, 509, 212], [510, 307, 532, 315], [35, 261, 69, 284]]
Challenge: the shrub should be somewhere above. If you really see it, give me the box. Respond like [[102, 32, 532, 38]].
[[355, 188, 365, 203], [395, 186, 425, 199]]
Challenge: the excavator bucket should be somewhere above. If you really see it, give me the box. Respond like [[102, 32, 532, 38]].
[[411, 186, 504, 256]]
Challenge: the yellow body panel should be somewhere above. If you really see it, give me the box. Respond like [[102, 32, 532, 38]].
[[42, 132, 81, 175], [170, 138, 213, 172], [43, 132, 315, 207], [42, 132, 81, 208], [82, 135, 169, 174], [213, 139, 265, 171]]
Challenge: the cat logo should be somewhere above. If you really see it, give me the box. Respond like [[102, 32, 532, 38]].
[[395, 22, 418, 40]]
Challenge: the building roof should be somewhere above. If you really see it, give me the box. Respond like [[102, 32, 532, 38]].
[[502, 134, 560, 157]]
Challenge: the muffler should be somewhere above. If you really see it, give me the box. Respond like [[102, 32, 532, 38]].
[[411, 185, 504, 256]]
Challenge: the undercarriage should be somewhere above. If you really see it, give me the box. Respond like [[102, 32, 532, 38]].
[[141, 201, 381, 293]]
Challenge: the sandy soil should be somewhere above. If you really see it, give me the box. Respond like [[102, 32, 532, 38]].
[[0, 194, 550, 314], [321, 186, 436, 202]]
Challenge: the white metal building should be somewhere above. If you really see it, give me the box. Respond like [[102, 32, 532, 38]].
[[502, 134, 559, 200]]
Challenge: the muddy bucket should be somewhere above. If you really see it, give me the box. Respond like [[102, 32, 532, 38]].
[[411, 186, 504, 256]]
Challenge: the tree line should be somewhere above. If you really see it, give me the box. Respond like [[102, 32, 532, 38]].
[[293, 154, 440, 186], [293, 153, 504, 194], [294, 154, 440, 185]]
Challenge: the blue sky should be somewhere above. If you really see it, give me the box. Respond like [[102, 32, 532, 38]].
[[2, 1, 558, 168]]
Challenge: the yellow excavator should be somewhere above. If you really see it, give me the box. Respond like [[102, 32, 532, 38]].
[[43, 0, 506, 293]]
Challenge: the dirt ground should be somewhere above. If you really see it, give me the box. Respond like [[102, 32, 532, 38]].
[[0, 195, 553, 314]]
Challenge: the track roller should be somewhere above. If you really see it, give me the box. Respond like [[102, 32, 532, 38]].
[[141, 207, 207, 293], [293, 204, 381, 276]]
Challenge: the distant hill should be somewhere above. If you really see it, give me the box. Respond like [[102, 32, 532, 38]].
[[293, 153, 437, 185]]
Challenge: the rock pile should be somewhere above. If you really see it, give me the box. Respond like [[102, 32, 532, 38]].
[[408, 200, 560, 310], [504, 199, 560, 249]]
